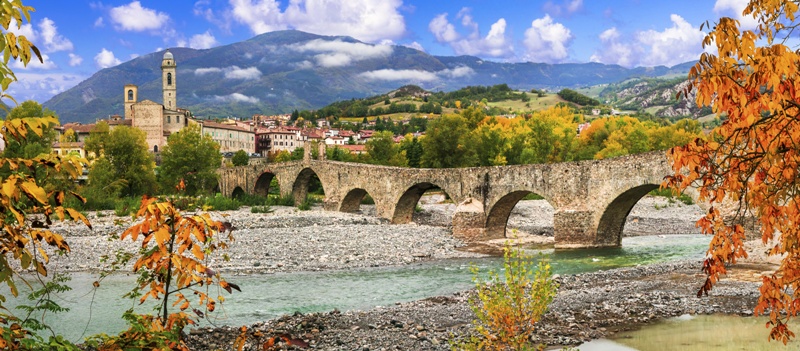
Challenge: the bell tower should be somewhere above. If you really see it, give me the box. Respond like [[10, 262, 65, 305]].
[[124, 84, 137, 120], [162, 49, 176, 109]]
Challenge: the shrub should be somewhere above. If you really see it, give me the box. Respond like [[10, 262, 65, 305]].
[[649, 188, 694, 205], [114, 197, 142, 217], [203, 194, 241, 211], [268, 194, 296, 206], [250, 205, 273, 214], [453, 242, 558, 351], [361, 194, 375, 204]]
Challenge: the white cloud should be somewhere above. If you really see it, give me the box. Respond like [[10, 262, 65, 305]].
[[194, 66, 262, 80], [6, 72, 85, 102], [39, 18, 73, 52], [289, 39, 393, 67], [179, 30, 219, 49], [228, 0, 406, 42], [359, 66, 475, 82], [440, 66, 475, 78], [195, 67, 222, 75], [588, 28, 637, 67], [522, 15, 573, 63], [428, 10, 514, 58], [13, 54, 56, 70], [543, 0, 584, 17], [292, 60, 314, 69], [68, 53, 83, 67], [590, 14, 704, 67], [637, 14, 705, 67], [8, 19, 36, 42], [714, 0, 759, 30], [94, 17, 104, 28], [359, 69, 438, 82], [109, 1, 170, 32], [225, 66, 262, 80], [213, 93, 260, 103], [404, 41, 425, 52], [94, 48, 122, 68]]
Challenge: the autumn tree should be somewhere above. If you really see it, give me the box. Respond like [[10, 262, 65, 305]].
[[2, 100, 58, 159], [666, 0, 800, 342], [159, 124, 222, 196], [421, 113, 476, 168]]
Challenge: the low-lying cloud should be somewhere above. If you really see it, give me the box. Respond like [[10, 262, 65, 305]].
[[213, 93, 260, 104], [194, 66, 262, 80], [289, 39, 393, 68], [359, 66, 475, 82]]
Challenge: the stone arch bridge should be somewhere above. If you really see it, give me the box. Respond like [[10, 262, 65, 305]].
[[216, 151, 675, 248]]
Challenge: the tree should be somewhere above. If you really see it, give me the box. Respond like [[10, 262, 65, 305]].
[[159, 124, 222, 196], [421, 113, 476, 168], [231, 149, 249, 166], [399, 135, 423, 168], [87, 126, 156, 198], [2, 100, 58, 159], [666, 1, 800, 343], [365, 130, 406, 166]]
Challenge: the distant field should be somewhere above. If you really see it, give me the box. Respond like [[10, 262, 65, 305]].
[[576, 85, 606, 98], [487, 93, 566, 112]]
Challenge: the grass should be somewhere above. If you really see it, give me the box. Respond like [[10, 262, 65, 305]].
[[486, 94, 566, 113], [521, 193, 544, 200], [649, 188, 694, 205]]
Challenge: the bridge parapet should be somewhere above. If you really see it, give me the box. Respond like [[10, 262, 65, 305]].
[[216, 151, 674, 248]]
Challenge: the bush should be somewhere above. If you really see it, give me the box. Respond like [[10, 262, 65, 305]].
[[452, 242, 558, 350], [522, 193, 544, 201], [361, 194, 375, 204], [236, 193, 270, 207], [297, 196, 317, 211], [232, 149, 249, 166], [649, 188, 694, 205], [203, 194, 241, 211], [268, 194, 295, 206], [250, 205, 273, 214], [114, 197, 142, 217]]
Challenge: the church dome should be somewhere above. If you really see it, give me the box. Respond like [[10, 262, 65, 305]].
[[163, 50, 173, 60]]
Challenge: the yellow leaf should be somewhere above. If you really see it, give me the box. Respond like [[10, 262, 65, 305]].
[[20, 180, 47, 204]]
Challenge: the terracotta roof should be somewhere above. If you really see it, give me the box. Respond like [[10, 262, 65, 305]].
[[60, 123, 95, 133], [108, 119, 133, 126], [202, 120, 251, 132], [339, 144, 366, 152]]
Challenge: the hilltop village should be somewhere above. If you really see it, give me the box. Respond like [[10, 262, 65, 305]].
[[50, 50, 402, 160]]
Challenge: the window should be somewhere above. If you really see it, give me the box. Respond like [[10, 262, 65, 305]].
[[167, 73, 172, 85], [167, 116, 171, 123], [127, 89, 133, 101]]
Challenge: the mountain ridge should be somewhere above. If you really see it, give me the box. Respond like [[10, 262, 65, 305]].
[[43, 30, 695, 124]]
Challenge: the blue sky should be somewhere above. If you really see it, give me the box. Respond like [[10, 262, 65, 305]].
[[9, 0, 755, 103]]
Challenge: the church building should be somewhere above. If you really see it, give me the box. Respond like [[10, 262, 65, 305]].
[[123, 49, 192, 152]]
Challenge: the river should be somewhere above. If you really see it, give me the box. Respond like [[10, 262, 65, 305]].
[[5, 234, 710, 344]]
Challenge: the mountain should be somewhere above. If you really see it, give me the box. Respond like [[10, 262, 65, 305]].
[[44, 30, 694, 124], [600, 77, 712, 118]]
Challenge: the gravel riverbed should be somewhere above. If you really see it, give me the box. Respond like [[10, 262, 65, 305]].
[[38, 196, 770, 350]]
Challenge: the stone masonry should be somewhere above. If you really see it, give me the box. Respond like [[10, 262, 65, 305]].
[[216, 151, 674, 248]]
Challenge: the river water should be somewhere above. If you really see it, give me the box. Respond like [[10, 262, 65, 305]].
[[5, 234, 711, 343]]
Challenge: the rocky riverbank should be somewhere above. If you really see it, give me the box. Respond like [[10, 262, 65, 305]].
[[36, 195, 769, 350]]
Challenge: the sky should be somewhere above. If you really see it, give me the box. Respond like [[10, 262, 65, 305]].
[[8, 0, 757, 103]]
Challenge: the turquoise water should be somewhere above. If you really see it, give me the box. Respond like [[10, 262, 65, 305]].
[[3, 234, 710, 343]]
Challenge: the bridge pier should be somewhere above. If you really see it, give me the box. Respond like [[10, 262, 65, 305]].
[[553, 209, 617, 248]]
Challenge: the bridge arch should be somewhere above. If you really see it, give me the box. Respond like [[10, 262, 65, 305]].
[[254, 172, 279, 197], [231, 186, 245, 199], [392, 182, 450, 224], [292, 167, 326, 205], [340, 188, 374, 213], [485, 190, 553, 240], [596, 184, 659, 246]]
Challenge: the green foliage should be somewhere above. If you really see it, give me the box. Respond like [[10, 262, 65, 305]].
[[453, 243, 558, 351], [297, 195, 318, 211], [269, 194, 295, 206], [522, 193, 544, 200], [421, 113, 476, 168], [557, 88, 600, 106], [203, 194, 241, 211], [361, 194, 375, 205], [113, 197, 142, 217], [85, 125, 156, 197], [649, 188, 694, 205], [365, 130, 407, 166], [231, 149, 249, 166], [399, 135, 423, 168], [2, 101, 59, 159], [250, 205, 273, 213], [159, 124, 222, 196]]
